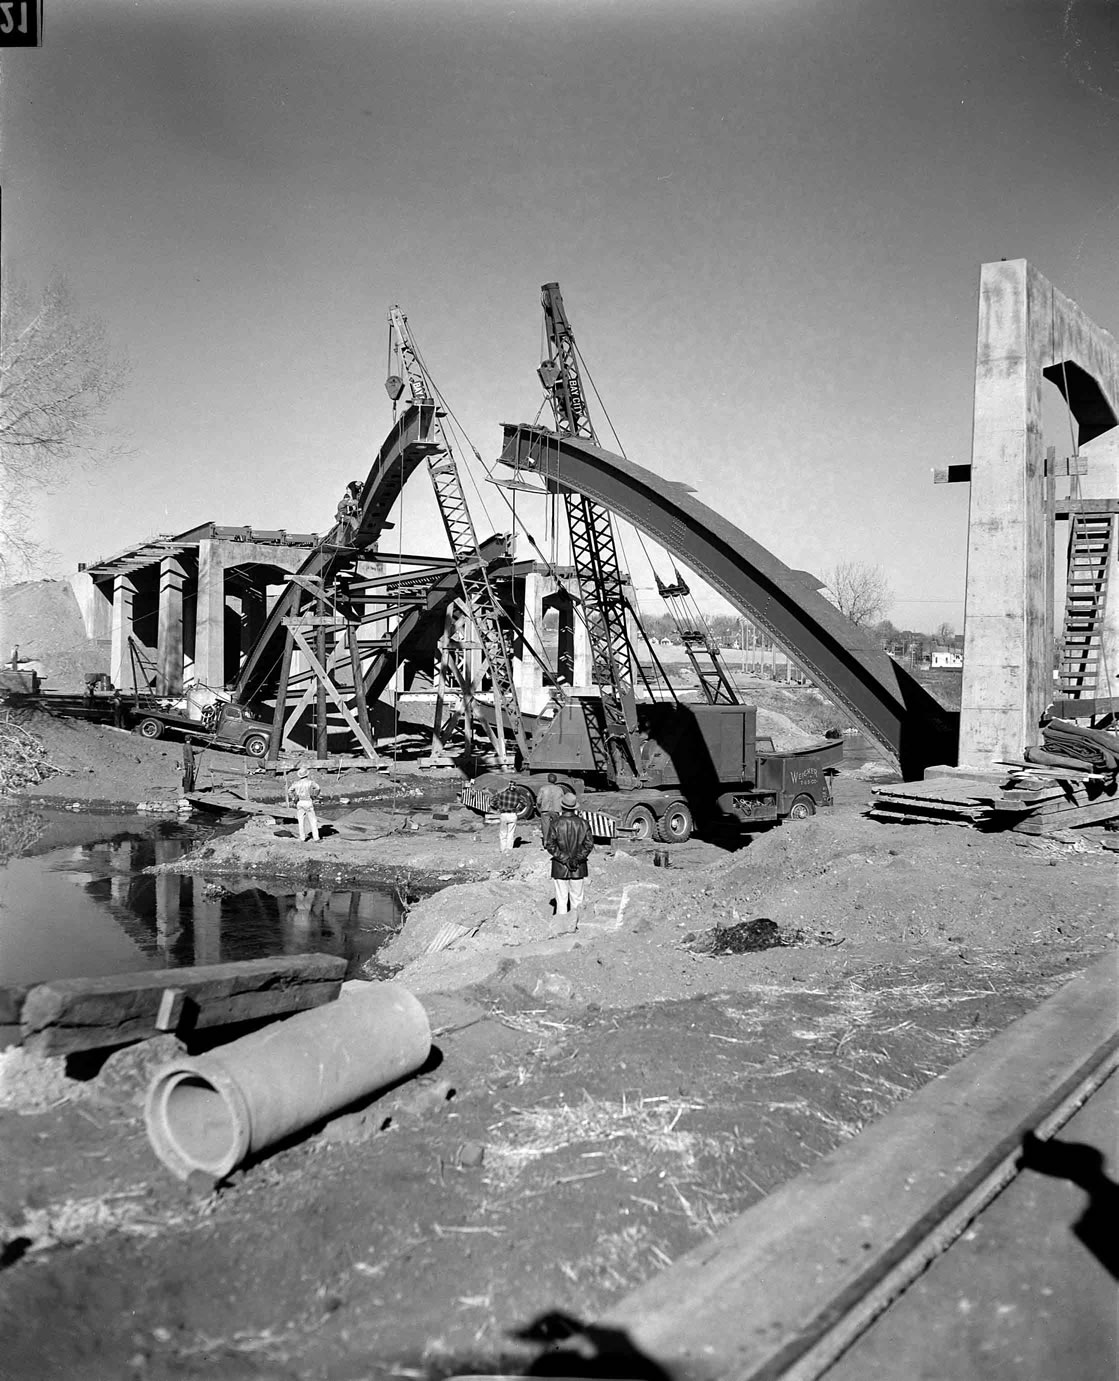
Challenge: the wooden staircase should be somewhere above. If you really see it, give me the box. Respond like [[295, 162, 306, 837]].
[[1058, 514, 1114, 700]]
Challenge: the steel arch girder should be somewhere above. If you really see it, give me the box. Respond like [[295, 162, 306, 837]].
[[235, 403, 438, 703], [498, 423, 956, 776]]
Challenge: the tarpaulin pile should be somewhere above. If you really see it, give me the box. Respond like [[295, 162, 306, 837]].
[[1028, 718, 1119, 775]]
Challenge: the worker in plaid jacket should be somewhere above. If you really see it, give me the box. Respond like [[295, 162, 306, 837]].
[[491, 781, 525, 853]]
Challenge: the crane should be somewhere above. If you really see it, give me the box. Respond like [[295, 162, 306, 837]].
[[539, 282, 644, 787], [387, 306, 528, 766], [538, 282, 741, 784]]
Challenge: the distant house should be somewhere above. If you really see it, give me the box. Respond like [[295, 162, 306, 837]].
[[931, 648, 963, 670]]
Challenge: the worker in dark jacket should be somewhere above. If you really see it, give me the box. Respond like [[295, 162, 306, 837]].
[[545, 791, 594, 914]]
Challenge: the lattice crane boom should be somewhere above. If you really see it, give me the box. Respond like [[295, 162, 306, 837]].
[[539, 283, 646, 784], [387, 306, 528, 764]]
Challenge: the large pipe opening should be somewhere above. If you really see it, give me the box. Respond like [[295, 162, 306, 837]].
[[148, 1071, 242, 1178]]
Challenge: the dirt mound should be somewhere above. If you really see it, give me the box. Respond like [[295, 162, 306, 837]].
[[0, 581, 106, 692], [1, 705, 184, 804], [756, 706, 824, 751]]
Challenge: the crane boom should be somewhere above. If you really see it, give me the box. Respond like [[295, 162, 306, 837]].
[[540, 282, 642, 786], [387, 306, 528, 764]]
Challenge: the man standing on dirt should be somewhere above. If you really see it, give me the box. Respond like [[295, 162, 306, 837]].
[[545, 791, 594, 915], [534, 773, 565, 847], [491, 781, 524, 853], [287, 764, 322, 843]]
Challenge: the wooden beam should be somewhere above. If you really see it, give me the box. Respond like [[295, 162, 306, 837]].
[[18, 955, 347, 1056], [290, 627, 381, 760], [1054, 498, 1119, 518], [1045, 695, 1119, 720], [1012, 795, 1119, 834]]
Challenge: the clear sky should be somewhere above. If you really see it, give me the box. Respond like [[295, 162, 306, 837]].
[[2, 0, 1117, 633]]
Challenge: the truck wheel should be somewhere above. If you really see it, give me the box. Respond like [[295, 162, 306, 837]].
[[624, 804, 657, 840], [656, 801, 694, 842], [788, 794, 817, 821], [136, 718, 164, 740], [243, 733, 269, 758]]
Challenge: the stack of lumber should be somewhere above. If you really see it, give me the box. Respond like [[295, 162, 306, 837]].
[[869, 764, 1119, 835]]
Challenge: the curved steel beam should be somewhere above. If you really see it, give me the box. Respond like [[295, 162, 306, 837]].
[[235, 403, 438, 703], [498, 423, 956, 776]]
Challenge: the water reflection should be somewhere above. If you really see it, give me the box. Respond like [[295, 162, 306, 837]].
[[2, 820, 406, 985]]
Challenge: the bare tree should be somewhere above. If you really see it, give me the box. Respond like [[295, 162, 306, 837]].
[[823, 560, 893, 628], [935, 620, 955, 644], [1, 275, 129, 580]]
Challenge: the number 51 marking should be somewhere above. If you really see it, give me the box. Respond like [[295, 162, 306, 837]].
[[0, 3, 28, 34]]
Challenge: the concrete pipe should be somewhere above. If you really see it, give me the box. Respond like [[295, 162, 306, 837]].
[[144, 981, 430, 1181]]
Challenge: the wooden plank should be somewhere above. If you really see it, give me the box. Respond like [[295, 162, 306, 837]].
[[990, 787, 1101, 816], [868, 800, 990, 820], [872, 778, 998, 805], [1012, 796, 1119, 835], [867, 809, 974, 828], [1054, 497, 1119, 518], [19, 955, 346, 1056], [997, 758, 1107, 782]]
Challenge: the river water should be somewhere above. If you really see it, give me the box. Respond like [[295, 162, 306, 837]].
[[0, 809, 407, 988]]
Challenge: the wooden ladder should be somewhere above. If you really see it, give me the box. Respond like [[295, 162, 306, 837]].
[[1058, 513, 1114, 699]]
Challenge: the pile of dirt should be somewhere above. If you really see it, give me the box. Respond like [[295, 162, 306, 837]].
[[1, 704, 184, 805], [755, 705, 824, 751], [0, 581, 106, 692]]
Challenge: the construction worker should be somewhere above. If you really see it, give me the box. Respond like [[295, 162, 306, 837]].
[[490, 781, 524, 853], [286, 764, 322, 842], [534, 772, 566, 846], [544, 791, 594, 915]]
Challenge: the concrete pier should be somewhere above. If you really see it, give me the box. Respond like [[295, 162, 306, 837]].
[[78, 524, 318, 695], [959, 262, 1118, 768]]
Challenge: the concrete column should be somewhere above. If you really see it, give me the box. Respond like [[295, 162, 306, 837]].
[[194, 541, 226, 689], [157, 557, 187, 696], [959, 262, 1048, 767], [517, 570, 547, 714], [110, 575, 136, 692]]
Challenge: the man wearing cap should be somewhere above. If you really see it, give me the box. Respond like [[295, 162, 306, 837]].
[[286, 764, 322, 843], [534, 773, 566, 849], [544, 791, 594, 915]]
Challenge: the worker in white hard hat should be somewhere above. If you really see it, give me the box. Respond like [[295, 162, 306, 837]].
[[286, 764, 322, 842]]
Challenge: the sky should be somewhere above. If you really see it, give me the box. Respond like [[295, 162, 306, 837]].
[[2, 0, 1117, 633]]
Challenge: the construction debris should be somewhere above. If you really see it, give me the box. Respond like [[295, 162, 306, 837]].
[[869, 751, 1119, 837]]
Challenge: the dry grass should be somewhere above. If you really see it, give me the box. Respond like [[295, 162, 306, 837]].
[[485, 1091, 710, 1191]]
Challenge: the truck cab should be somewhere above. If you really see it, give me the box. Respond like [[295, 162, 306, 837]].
[[129, 700, 272, 757]]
